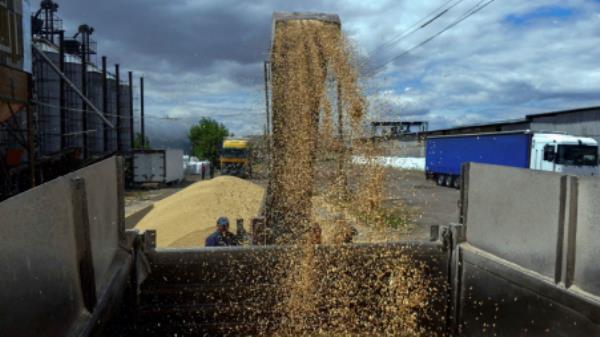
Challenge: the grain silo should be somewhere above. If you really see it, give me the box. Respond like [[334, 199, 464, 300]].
[[63, 52, 83, 155], [32, 40, 61, 156], [105, 71, 118, 152], [119, 81, 132, 152], [86, 64, 104, 156]]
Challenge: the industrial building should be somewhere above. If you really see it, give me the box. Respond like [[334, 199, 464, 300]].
[[378, 107, 600, 158], [370, 121, 428, 138], [425, 106, 600, 145], [0, 0, 146, 200]]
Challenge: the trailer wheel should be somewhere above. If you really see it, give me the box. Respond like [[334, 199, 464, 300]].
[[453, 176, 461, 189], [436, 174, 445, 186], [445, 175, 453, 187]]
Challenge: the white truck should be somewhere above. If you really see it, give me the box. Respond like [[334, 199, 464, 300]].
[[133, 149, 184, 184], [530, 133, 599, 176]]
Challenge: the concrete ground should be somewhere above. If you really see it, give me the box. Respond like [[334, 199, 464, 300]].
[[382, 168, 460, 240]]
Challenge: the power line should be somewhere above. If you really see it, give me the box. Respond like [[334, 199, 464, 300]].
[[371, 0, 496, 74], [372, 0, 495, 73], [367, 0, 465, 58], [367, 0, 453, 56]]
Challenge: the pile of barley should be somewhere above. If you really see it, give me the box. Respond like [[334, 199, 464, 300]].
[[135, 176, 264, 247]]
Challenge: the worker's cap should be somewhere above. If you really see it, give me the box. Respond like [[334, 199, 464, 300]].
[[217, 216, 230, 227]]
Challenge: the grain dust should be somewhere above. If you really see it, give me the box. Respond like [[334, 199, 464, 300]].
[[260, 15, 446, 337]]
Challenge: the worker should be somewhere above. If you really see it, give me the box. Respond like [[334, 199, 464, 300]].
[[205, 217, 238, 247]]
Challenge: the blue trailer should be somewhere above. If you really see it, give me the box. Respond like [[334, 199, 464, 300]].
[[425, 131, 599, 188]]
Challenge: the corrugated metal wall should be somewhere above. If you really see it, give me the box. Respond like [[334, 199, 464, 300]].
[[499, 121, 530, 131], [528, 109, 600, 144]]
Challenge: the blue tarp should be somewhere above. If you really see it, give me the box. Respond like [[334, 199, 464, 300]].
[[425, 133, 531, 175]]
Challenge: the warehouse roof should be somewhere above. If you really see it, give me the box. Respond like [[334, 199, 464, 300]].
[[425, 117, 528, 134], [525, 106, 600, 119], [426, 106, 600, 135]]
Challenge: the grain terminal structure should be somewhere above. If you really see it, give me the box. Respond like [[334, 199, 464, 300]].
[[0, 0, 145, 200]]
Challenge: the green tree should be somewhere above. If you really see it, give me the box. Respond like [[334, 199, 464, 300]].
[[133, 132, 150, 149], [188, 117, 229, 168]]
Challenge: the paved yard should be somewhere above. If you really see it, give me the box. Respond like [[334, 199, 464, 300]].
[[382, 168, 460, 240]]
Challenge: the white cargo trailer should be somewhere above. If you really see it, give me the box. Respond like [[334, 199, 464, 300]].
[[133, 149, 184, 184]]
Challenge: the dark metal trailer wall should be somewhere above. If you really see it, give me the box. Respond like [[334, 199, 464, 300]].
[[1, 159, 599, 337]]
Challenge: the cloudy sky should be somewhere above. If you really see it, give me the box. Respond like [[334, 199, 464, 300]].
[[51, 0, 600, 149]]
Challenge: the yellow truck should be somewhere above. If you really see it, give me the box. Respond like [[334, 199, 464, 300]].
[[220, 139, 252, 177]]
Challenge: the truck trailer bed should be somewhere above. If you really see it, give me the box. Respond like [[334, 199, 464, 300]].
[[2, 158, 600, 337]]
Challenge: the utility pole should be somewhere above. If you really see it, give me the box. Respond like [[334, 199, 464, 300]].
[[81, 46, 87, 158], [115, 64, 121, 152], [140, 76, 145, 148], [58, 30, 65, 150], [27, 76, 35, 188], [337, 82, 347, 200], [263, 61, 270, 136], [101, 56, 108, 152], [337, 83, 343, 140], [264, 60, 271, 168], [128, 71, 134, 150], [78, 24, 94, 159]]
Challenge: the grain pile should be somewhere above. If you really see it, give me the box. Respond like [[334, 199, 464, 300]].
[[135, 176, 264, 247]]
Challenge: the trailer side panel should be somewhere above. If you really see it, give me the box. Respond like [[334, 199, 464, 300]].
[[426, 133, 531, 176]]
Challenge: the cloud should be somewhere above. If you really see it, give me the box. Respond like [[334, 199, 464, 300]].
[[367, 0, 600, 127], [44, 0, 600, 148]]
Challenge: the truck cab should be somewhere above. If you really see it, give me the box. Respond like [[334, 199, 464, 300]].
[[220, 139, 252, 177], [530, 133, 599, 176]]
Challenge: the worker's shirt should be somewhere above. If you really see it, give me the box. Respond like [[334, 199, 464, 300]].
[[205, 231, 237, 247]]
